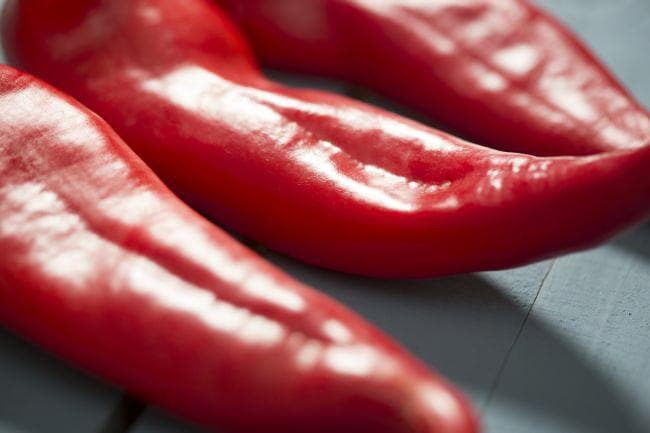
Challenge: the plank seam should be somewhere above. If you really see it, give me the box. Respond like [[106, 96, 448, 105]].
[[481, 258, 557, 412]]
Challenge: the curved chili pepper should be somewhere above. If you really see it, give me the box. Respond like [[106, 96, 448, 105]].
[[4, 0, 649, 278], [215, 0, 650, 156], [0, 65, 478, 433]]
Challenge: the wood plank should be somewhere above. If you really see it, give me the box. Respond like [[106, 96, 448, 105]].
[[483, 226, 650, 433], [0, 328, 121, 433]]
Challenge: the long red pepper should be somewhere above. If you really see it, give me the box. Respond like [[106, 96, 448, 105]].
[[0, 65, 477, 433], [215, 0, 650, 156], [4, 0, 649, 278]]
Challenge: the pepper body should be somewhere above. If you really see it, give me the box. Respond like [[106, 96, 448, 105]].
[[4, 0, 649, 278], [0, 65, 477, 433], [216, 0, 650, 156]]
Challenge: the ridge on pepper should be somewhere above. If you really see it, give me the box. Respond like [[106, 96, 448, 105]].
[[0, 64, 478, 433], [4, 0, 649, 278]]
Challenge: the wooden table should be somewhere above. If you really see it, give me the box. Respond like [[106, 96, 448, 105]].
[[1, 1, 648, 432]]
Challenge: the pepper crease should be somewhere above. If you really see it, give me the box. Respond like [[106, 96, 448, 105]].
[[216, 0, 650, 156], [0, 65, 477, 433], [4, 0, 649, 278]]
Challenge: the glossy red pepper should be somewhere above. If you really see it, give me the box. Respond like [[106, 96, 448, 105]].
[[4, 0, 649, 278], [215, 0, 650, 156], [0, 65, 477, 433]]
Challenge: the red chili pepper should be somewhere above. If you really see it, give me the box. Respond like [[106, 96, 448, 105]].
[[215, 0, 650, 156], [4, 0, 649, 278], [0, 65, 478, 433]]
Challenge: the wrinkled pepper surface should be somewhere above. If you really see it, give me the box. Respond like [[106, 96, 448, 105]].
[[216, 0, 650, 156], [4, 0, 649, 278], [0, 65, 477, 433]]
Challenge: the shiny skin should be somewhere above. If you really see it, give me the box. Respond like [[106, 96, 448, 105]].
[[4, 0, 649, 278], [0, 65, 477, 433], [216, 0, 650, 156]]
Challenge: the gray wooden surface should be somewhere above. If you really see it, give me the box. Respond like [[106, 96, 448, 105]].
[[1, 1, 648, 432]]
